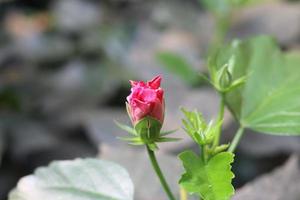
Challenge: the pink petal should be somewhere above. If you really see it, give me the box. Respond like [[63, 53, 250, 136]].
[[149, 99, 164, 123], [156, 88, 164, 102], [148, 75, 162, 89], [130, 80, 146, 87], [131, 99, 151, 122], [129, 80, 138, 87], [139, 88, 157, 102]]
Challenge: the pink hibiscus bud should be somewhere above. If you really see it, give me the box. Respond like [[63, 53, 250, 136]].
[[126, 75, 165, 126]]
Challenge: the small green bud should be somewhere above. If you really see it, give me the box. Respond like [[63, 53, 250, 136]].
[[181, 108, 219, 145], [218, 65, 232, 89]]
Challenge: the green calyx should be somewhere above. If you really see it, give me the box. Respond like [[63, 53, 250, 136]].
[[115, 117, 180, 150], [135, 117, 162, 143], [208, 55, 246, 94]]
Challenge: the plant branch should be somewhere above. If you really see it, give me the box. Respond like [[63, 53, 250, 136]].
[[213, 94, 225, 147], [146, 146, 176, 200], [200, 144, 207, 164], [228, 126, 245, 153]]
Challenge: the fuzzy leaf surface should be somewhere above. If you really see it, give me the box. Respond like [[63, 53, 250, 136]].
[[9, 159, 134, 200]]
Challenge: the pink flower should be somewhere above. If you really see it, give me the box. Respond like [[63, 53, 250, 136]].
[[126, 75, 165, 125]]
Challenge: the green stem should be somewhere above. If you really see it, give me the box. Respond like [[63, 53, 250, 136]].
[[228, 126, 245, 153], [200, 144, 207, 164], [146, 146, 176, 200], [213, 95, 225, 147]]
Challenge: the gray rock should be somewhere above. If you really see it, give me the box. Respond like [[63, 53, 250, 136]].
[[0, 129, 4, 166], [42, 60, 123, 115], [150, 0, 214, 49], [8, 120, 59, 161], [222, 123, 300, 157], [125, 22, 206, 83], [243, 132, 300, 156], [233, 155, 300, 200], [15, 35, 74, 63], [80, 109, 130, 148], [99, 144, 183, 200], [52, 0, 102, 33], [231, 2, 300, 46]]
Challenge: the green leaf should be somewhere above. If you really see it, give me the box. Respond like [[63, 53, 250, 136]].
[[156, 52, 200, 86], [179, 151, 235, 200], [210, 36, 300, 135], [9, 158, 134, 200]]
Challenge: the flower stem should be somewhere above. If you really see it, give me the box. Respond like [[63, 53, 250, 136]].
[[213, 95, 225, 147], [200, 144, 207, 164], [228, 126, 245, 153], [146, 146, 176, 200]]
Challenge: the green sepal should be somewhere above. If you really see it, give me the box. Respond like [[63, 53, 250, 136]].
[[214, 144, 229, 154], [157, 137, 181, 143], [117, 117, 180, 148], [160, 129, 178, 136], [114, 120, 137, 136], [207, 144, 230, 155], [147, 143, 158, 151], [199, 73, 213, 86], [117, 136, 144, 146], [134, 117, 162, 144]]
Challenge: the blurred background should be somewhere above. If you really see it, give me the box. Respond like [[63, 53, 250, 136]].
[[0, 0, 300, 199]]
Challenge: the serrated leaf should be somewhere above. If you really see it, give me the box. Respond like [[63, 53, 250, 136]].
[[9, 158, 134, 200], [156, 52, 200, 86], [210, 36, 300, 135], [179, 151, 235, 200]]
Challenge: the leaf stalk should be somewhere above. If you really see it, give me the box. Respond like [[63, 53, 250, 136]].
[[228, 126, 245, 153]]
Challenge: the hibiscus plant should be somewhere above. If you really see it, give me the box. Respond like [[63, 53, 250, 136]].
[[8, 35, 300, 200]]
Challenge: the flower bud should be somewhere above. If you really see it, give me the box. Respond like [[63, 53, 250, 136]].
[[126, 75, 165, 126], [218, 65, 232, 89]]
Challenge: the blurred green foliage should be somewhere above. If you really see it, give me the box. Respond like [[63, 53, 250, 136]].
[[209, 35, 300, 135], [156, 52, 204, 87]]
